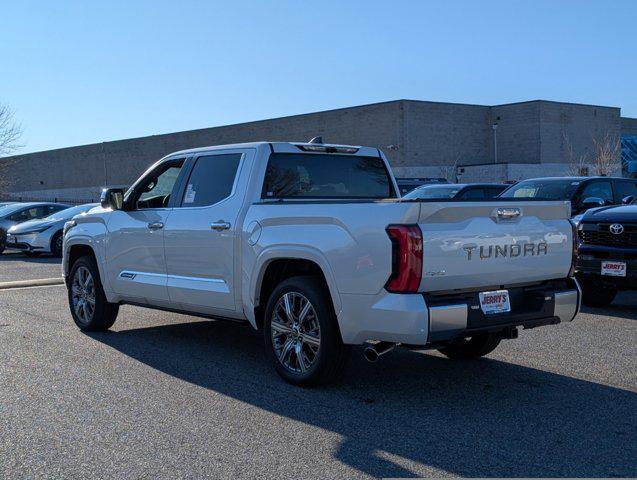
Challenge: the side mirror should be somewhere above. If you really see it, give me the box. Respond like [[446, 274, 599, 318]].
[[581, 197, 605, 210], [100, 188, 124, 210], [622, 195, 635, 205]]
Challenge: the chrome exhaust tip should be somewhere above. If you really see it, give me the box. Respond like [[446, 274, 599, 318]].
[[363, 342, 397, 363]]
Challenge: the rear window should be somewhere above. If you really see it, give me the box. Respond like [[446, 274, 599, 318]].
[[262, 153, 395, 199]]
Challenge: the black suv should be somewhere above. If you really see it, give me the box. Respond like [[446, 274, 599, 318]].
[[575, 199, 637, 306], [499, 177, 637, 215]]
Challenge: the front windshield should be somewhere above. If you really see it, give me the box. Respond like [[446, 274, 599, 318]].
[[404, 185, 462, 199], [45, 204, 96, 221], [499, 179, 581, 200]]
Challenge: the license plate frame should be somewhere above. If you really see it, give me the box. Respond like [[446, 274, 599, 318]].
[[479, 289, 511, 315], [601, 261, 627, 277]]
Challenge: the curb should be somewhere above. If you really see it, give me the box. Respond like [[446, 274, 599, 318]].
[[0, 278, 65, 290]]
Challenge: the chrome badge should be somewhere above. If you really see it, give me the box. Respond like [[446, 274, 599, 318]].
[[609, 224, 624, 235]]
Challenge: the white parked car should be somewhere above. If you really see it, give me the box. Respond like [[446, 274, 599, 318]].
[[6, 203, 98, 257], [63, 140, 580, 385], [0, 202, 70, 255]]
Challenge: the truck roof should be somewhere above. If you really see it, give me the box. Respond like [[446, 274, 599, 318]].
[[168, 141, 375, 157]]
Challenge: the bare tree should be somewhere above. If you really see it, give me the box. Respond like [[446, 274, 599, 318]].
[[438, 151, 461, 183], [591, 131, 621, 177], [0, 104, 23, 156], [563, 131, 589, 176]]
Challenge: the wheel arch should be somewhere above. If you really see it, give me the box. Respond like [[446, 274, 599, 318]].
[[64, 238, 109, 293], [247, 247, 342, 330]]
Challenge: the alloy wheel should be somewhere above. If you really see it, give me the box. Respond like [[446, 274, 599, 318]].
[[71, 266, 96, 324], [270, 292, 321, 374]]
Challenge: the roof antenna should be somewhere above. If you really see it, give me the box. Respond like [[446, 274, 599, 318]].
[[308, 136, 323, 144]]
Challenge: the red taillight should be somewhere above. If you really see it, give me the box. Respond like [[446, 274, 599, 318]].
[[569, 220, 579, 277], [385, 225, 423, 293]]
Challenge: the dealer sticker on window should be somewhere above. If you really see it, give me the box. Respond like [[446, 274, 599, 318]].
[[601, 261, 626, 277], [479, 290, 511, 315]]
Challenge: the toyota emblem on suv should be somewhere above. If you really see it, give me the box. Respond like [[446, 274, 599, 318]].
[[609, 224, 624, 235]]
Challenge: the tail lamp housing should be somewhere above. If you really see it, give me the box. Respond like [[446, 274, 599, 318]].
[[385, 225, 423, 293], [568, 219, 579, 277]]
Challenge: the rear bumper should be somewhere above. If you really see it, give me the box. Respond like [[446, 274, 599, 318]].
[[425, 278, 580, 343], [337, 278, 581, 345]]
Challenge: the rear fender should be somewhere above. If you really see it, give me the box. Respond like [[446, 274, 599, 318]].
[[245, 246, 342, 330]]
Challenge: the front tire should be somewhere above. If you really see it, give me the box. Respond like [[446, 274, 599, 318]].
[[50, 231, 63, 257], [580, 279, 617, 307], [263, 276, 351, 386], [438, 333, 501, 359], [68, 255, 119, 331]]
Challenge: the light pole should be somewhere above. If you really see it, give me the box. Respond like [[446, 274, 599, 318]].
[[492, 122, 498, 164]]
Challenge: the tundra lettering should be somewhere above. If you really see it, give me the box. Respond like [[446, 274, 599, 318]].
[[464, 242, 549, 261]]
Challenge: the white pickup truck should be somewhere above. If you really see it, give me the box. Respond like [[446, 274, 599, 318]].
[[63, 140, 580, 385]]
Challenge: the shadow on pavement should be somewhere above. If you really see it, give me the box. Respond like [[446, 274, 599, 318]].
[[89, 320, 636, 478], [581, 291, 637, 321], [0, 252, 61, 264]]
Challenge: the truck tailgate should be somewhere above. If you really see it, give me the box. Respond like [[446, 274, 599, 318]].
[[417, 201, 573, 292]]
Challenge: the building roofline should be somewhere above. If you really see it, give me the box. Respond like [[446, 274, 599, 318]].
[[492, 99, 620, 110], [1, 99, 411, 159], [1, 98, 627, 160]]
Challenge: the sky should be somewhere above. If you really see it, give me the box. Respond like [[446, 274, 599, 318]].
[[1, 0, 636, 154]]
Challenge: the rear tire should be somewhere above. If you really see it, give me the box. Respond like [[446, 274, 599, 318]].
[[68, 255, 119, 331], [50, 231, 63, 257], [438, 333, 501, 359], [580, 279, 617, 307], [0, 229, 6, 254], [263, 276, 351, 386]]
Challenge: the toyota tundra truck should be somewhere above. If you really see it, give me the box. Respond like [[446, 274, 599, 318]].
[[576, 200, 637, 306], [63, 140, 581, 385]]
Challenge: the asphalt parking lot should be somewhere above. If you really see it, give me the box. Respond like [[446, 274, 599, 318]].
[[0, 255, 635, 478], [0, 252, 61, 283]]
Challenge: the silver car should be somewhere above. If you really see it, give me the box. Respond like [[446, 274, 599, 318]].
[[5, 203, 96, 257], [0, 202, 70, 255]]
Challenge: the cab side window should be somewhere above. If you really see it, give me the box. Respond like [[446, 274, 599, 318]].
[[45, 205, 63, 216], [133, 160, 184, 210], [614, 181, 637, 202], [9, 206, 47, 222], [180, 154, 242, 207], [579, 181, 613, 204]]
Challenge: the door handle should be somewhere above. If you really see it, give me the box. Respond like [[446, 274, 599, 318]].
[[496, 208, 521, 220], [210, 221, 231, 231], [147, 222, 164, 230]]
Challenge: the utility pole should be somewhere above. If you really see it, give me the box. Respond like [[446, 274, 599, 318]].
[[492, 122, 498, 164]]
